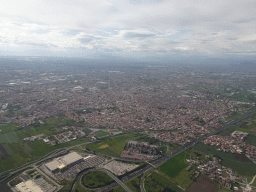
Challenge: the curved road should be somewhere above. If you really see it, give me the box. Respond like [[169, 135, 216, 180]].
[[2, 108, 256, 191], [78, 168, 132, 192]]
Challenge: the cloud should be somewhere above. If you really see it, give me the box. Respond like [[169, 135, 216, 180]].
[[0, 0, 256, 57]]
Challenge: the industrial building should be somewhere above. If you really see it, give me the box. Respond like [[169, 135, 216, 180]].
[[15, 180, 43, 192], [45, 152, 83, 173]]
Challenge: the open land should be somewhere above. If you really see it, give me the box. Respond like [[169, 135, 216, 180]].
[[81, 171, 114, 189], [188, 174, 219, 192], [86, 133, 141, 157], [144, 172, 182, 192]]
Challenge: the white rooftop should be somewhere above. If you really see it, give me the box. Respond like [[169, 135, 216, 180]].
[[16, 180, 43, 192]]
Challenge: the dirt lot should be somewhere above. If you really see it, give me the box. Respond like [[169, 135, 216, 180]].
[[188, 174, 218, 192], [0, 144, 9, 158]]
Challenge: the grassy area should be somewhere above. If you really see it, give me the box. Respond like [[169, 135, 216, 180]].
[[0, 132, 19, 143], [158, 150, 193, 189], [159, 150, 189, 178], [125, 175, 141, 192], [95, 131, 110, 139], [109, 186, 126, 192], [110, 175, 141, 192], [86, 133, 140, 157], [144, 172, 182, 192], [81, 171, 113, 188], [28, 137, 90, 157], [83, 128, 92, 135], [172, 169, 193, 189], [0, 143, 32, 172], [168, 143, 181, 153], [73, 182, 92, 192], [227, 112, 244, 121], [251, 177, 256, 187], [245, 134, 256, 146], [193, 143, 256, 181], [207, 127, 216, 132], [0, 124, 20, 134], [0, 131, 89, 173], [17, 117, 89, 139]]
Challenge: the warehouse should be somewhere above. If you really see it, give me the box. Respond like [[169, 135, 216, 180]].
[[45, 152, 83, 173]]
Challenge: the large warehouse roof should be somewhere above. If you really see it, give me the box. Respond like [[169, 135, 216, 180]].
[[62, 152, 83, 165], [45, 160, 61, 172], [45, 152, 83, 172]]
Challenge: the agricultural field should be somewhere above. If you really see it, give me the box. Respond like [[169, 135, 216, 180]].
[[144, 172, 182, 192], [245, 134, 256, 146], [159, 150, 189, 178], [86, 133, 140, 157], [0, 116, 90, 173], [0, 143, 32, 172], [28, 137, 90, 157], [0, 124, 20, 134], [172, 169, 193, 189], [0, 132, 19, 143], [187, 174, 218, 192], [168, 143, 181, 153], [95, 131, 110, 139], [81, 171, 114, 188], [227, 112, 244, 121], [16, 117, 89, 139], [158, 150, 193, 189], [0, 144, 9, 158], [193, 142, 256, 181]]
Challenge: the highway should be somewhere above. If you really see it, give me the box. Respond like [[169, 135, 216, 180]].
[[1, 108, 256, 191], [77, 108, 256, 192], [94, 168, 132, 192]]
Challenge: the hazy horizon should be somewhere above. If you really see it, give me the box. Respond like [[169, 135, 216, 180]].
[[1, 0, 256, 59]]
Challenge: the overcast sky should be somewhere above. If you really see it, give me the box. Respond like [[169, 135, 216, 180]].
[[1, 0, 256, 59]]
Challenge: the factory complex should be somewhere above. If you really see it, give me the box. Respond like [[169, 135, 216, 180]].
[[45, 152, 83, 173]]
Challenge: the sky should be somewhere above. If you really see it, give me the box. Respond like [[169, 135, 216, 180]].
[[1, 0, 256, 59]]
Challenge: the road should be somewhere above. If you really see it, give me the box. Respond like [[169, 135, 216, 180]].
[[34, 167, 62, 191], [84, 108, 256, 192], [95, 168, 132, 192], [2, 108, 256, 191], [249, 175, 256, 185]]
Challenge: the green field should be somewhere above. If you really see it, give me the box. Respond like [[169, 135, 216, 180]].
[[158, 150, 194, 189], [172, 169, 193, 189], [83, 128, 92, 135], [86, 133, 140, 157], [0, 116, 92, 173], [159, 150, 189, 178], [81, 171, 113, 188], [73, 182, 92, 192], [16, 117, 89, 139], [0, 143, 32, 172], [95, 131, 110, 138], [0, 132, 19, 143], [144, 172, 182, 192], [0, 124, 20, 134], [193, 142, 256, 180], [110, 175, 141, 192], [245, 134, 256, 146], [28, 137, 90, 157], [0, 119, 90, 173]]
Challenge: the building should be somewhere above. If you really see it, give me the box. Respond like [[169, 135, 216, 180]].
[[15, 180, 43, 192], [45, 152, 83, 173]]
